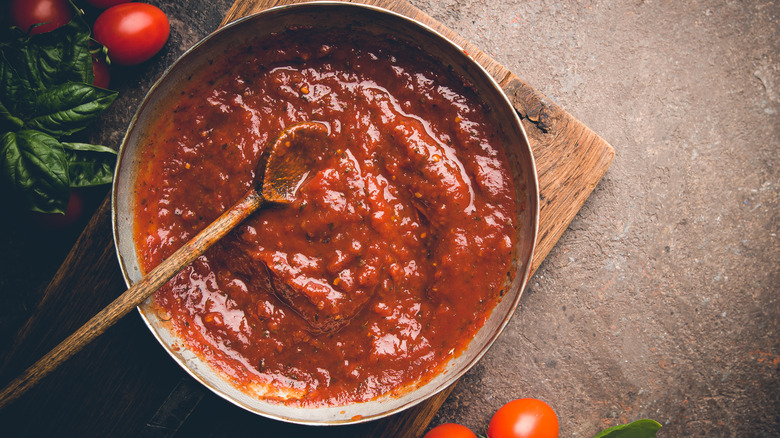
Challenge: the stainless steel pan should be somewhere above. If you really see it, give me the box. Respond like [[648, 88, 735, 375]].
[[112, 1, 539, 425]]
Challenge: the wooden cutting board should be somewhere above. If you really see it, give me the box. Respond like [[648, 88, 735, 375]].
[[0, 1, 613, 436]]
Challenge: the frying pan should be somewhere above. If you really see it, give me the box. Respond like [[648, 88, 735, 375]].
[[112, 1, 539, 425]]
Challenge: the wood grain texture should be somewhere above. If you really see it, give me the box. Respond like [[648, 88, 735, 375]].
[[0, 196, 183, 436], [0, 196, 120, 380], [0, 0, 613, 436], [0, 190, 264, 409]]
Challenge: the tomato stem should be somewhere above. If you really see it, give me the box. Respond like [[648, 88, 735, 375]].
[[66, 0, 84, 17], [89, 40, 112, 66]]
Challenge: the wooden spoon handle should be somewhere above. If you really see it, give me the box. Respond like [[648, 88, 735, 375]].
[[0, 190, 264, 409]]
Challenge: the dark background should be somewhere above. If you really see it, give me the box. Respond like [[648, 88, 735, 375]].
[[1, 0, 777, 436]]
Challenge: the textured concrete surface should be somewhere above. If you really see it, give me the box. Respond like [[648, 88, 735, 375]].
[[1, 1, 777, 437], [414, 1, 779, 436]]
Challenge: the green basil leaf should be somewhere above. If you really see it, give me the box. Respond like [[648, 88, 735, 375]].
[[26, 16, 94, 88], [1, 17, 93, 92], [0, 99, 24, 132], [0, 33, 36, 116], [1, 130, 69, 213], [0, 16, 93, 117], [25, 83, 118, 137], [62, 142, 117, 187], [593, 419, 662, 438]]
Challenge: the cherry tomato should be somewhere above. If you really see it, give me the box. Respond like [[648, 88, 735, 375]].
[[424, 423, 478, 438], [487, 398, 559, 438], [86, 0, 132, 9], [92, 57, 111, 88], [32, 189, 85, 229], [93, 3, 170, 66], [10, 0, 72, 35]]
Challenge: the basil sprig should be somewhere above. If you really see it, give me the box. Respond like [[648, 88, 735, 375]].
[[593, 419, 662, 438], [1, 16, 118, 214]]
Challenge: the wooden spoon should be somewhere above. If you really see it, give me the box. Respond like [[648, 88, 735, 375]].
[[0, 121, 330, 409]]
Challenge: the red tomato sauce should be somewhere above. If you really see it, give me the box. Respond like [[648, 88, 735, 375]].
[[134, 28, 518, 406]]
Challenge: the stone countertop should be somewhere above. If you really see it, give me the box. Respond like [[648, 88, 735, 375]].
[[1, 1, 776, 436]]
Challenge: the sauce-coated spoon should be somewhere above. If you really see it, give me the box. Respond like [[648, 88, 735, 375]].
[[0, 121, 330, 409]]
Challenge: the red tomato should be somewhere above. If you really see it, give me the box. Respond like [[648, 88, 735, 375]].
[[424, 423, 478, 438], [487, 398, 559, 438], [10, 0, 72, 35], [93, 3, 170, 66], [86, 0, 132, 9], [92, 57, 111, 88], [32, 189, 85, 229]]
